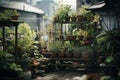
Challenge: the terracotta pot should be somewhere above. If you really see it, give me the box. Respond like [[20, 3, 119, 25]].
[[76, 15, 83, 22], [41, 48, 47, 52], [73, 53, 81, 58], [11, 15, 19, 20], [50, 52, 58, 58], [66, 36, 76, 40], [65, 52, 73, 58], [32, 59, 40, 66], [58, 52, 65, 58], [70, 16, 76, 22]]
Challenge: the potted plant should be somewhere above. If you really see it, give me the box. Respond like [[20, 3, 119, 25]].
[[4, 9, 13, 20], [80, 46, 91, 60], [40, 40, 47, 52], [70, 11, 77, 22], [0, 12, 7, 21], [11, 10, 20, 20], [78, 5, 94, 21], [54, 4, 71, 23], [64, 41, 74, 58], [47, 41, 60, 58], [73, 46, 81, 58]]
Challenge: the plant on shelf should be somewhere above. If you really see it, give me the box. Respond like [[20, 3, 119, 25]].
[[54, 4, 71, 23], [78, 5, 94, 21], [11, 10, 20, 20], [47, 40, 62, 58], [40, 39, 47, 52], [4, 9, 19, 20], [72, 28, 88, 41], [4, 9, 13, 19], [0, 12, 6, 20], [73, 46, 81, 58], [64, 41, 74, 58], [80, 46, 92, 59], [70, 11, 77, 22]]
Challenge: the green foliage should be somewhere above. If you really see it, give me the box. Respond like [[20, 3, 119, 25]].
[[64, 41, 74, 53], [0, 9, 19, 19], [18, 23, 36, 48], [0, 12, 6, 19], [4, 9, 13, 19], [70, 11, 77, 17], [47, 40, 64, 53], [40, 40, 47, 49], [74, 46, 81, 53], [9, 63, 23, 72], [0, 50, 15, 69], [78, 5, 94, 20], [72, 28, 88, 37], [12, 10, 19, 16], [20, 55, 30, 71], [100, 76, 111, 80], [96, 29, 120, 55], [54, 4, 71, 23], [105, 56, 114, 63], [79, 46, 91, 52]]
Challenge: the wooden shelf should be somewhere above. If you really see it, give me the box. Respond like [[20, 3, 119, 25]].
[[50, 58, 89, 61], [0, 19, 23, 26]]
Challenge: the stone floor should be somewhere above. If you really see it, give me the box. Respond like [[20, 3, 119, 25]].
[[22, 70, 101, 80], [33, 70, 88, 80]]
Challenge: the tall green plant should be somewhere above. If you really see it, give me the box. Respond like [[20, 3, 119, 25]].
[[18, 23, 36, 48]]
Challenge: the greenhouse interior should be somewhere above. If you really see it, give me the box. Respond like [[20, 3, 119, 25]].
[[0, 0, 120, 80]]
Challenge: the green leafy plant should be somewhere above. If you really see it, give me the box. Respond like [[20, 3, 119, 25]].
[[12, 10, 19, 16], [4, 9, 13, 19], [0, 50, 14, 69], [47, 40, 63, 53], [96, 29, 120, 55], [0, 12, 6, 20], [54, 4, 71, 23]]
